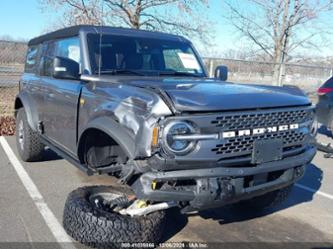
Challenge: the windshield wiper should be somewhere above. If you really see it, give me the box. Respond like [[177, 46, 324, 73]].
[[95, 69, 146, 76], [158, 71, 202, 77]]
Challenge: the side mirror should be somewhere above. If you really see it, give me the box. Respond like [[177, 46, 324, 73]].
[[53, 56, 79, 80], [215, 65, 228, 81]]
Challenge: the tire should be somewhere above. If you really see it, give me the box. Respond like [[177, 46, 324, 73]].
[[63, 185, 166, 248], [234, 184, 293, 211], [15, 108, 44, 162]]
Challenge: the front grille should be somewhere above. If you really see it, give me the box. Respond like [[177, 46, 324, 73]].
[[210, 107, 314, 159], [212, 130, 306, 155], [211, 109, 311, 130]]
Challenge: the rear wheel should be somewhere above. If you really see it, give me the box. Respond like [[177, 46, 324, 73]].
[[15, 108, 44, 162], [63, 185, 166, 248], [234, 184, 293, 211]]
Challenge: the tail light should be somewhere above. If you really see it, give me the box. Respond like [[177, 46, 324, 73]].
[[318, 87, 333, 96]]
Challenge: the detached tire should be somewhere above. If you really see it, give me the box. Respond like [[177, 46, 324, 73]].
[[15, 108, 44, 162], [63, 185, 166, 248], [234, 184, 293, 211]]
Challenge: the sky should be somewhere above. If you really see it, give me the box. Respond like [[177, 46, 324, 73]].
[[0, 0, 49, 40], [0, 0, 332, 58], [0, 0, 237, 52]]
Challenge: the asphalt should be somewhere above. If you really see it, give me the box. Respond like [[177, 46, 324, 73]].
[[0, 131, 332, 248]]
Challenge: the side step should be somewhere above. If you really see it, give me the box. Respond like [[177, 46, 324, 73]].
[[40, 137, 94, 175]]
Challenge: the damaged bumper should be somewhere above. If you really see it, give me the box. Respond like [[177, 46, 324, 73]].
[[132, 146, 316, 212]]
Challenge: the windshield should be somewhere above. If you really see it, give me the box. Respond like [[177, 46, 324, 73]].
[[87, 34, 205, 77]]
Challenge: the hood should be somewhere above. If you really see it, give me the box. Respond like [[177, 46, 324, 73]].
[[99, 76, 311, 112]]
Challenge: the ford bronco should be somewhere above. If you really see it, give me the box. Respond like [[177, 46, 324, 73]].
[[15, 25, 317, 247]]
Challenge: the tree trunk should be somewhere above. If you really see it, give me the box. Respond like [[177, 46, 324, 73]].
[[273, 47, 282, 86]]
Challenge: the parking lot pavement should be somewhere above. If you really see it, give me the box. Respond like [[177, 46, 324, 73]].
[[0, 143, 56, 243], [0, 134, 333, 246]]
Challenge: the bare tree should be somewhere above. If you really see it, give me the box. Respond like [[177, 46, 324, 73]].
[[223, 0, 333, 85], [40, 0, 212, 43]]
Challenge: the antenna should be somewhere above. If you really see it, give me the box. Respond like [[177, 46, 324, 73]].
[[98, 0, 104, 77]]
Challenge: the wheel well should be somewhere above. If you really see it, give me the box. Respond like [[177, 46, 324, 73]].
[[78, 128, 128, 168], [14, 98, 23, 116]]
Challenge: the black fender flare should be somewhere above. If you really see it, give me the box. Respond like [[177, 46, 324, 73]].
[[14, 92, 39, 131], [77, 116, 136, 160]]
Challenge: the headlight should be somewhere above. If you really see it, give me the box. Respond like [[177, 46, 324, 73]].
[[163, 121, 195, 155]]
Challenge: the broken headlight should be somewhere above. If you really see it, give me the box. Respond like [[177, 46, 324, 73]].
[[163, 121, 195, 155]]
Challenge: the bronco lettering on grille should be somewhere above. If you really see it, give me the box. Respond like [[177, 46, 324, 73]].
[[222, 124, 299, 139]]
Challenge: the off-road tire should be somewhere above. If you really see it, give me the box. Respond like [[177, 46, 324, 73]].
[[15, 108, 44, 162], [234, 184, 293, 211], [63, 185, 166, 249]]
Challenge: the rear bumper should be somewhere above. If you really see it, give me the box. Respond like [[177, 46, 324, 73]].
[[132, 146, 316, 212]]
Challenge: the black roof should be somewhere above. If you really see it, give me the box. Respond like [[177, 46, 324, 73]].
[[28, 25, 187, 46]]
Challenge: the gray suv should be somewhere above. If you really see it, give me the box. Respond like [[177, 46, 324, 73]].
[[16, 25, 317, 247]]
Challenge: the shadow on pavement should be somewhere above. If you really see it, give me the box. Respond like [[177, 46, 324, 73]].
[[192, 163, 323, 225], [298, 163, 323, 192], [161, 207, 188, 242], [41, 148, 62, 161]]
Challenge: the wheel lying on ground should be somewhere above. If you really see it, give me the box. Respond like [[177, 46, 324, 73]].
[[233, 184, 293, 211], [63, 185, 166, 248], [15, 108, 44, 162]]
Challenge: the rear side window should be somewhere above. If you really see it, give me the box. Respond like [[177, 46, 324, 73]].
[[25, 46, 39, 73]]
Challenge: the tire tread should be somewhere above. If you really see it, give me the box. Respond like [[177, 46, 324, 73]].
[[16, 108, 44, 162], [63, 185, 166, 248]]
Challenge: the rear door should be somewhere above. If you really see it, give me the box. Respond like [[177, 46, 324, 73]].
[[39, 37, 82, 155], [21, 45, 44, 124]]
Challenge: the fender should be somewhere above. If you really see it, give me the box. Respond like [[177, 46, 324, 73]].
[[14, 92, 39, 131], [78, 116, 136, 160]]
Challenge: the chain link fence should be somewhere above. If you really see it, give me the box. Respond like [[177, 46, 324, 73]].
[[0, 40, 331, 135], [0, 40, 26, 135], [203, 57, 332, 95]]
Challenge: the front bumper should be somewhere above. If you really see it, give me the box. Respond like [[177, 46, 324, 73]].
[[132, 146, 316, 212]]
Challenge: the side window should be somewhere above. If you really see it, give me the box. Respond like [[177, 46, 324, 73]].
[[55, 37, 80, 63], [39, 37, 80, 77], [25, 46, 38, 73], [39, 41, 56, 77]]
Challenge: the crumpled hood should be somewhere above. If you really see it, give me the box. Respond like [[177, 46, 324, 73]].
[[102, 77, 311, 112], [157, 80, 311, 112]]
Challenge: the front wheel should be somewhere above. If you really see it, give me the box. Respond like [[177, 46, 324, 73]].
[[234, 184, 293, 211], [15, 108, 44, 162], [63, 185, 166, 248]]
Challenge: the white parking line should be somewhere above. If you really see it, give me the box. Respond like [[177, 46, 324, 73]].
[[295, 183, 333, 200], [0, 137, 75, 249]]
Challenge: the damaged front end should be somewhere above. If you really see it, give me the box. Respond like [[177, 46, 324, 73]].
[[80, 79, 316, 213], [132, 148, 315, 213], [129, 105, 317, 212]]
